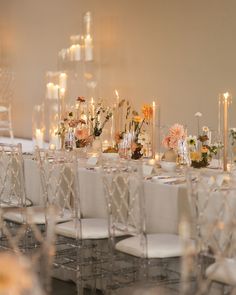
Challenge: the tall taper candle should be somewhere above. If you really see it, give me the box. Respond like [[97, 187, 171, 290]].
[[223, 92, 229, 171], [152, 101, 156, 159]]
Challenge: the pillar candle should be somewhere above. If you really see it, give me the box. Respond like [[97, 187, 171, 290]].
[[59, 73, 67, 89], [53, 85, 59, 99], [85, 34, 93, 61], [46, 83, 54, 99], [35, 129, 44, 148]]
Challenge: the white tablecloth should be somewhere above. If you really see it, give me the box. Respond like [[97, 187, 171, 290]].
[[24, 158, 190, 235]]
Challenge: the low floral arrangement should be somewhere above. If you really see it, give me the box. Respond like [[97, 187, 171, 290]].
[[90, 100, 112, 137], [131, 104, 153, 159], [114, 102, 153, 159], [188, 125, 222, 168], [162, 123, 186, 151], [230, 128, 236, 162], [230, 128, 236, 145], [56, 96, 112, 150]]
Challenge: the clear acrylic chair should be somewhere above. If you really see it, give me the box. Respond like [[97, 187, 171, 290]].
[[102, 158, 184, 293], [0, 68, 15, 139], [37, 148, 113, 294], [183, 169, 236, 295], [0, 143, 29, 209], [0, 205, 56, 294]]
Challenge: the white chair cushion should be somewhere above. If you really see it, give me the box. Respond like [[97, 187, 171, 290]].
[[56, 218, 123, 240], [0, 106, 8, 112], [0, 195, 32, 207], [115, 233, 184, 259], [206, 258, 236, 286], [3, 207, 72, 225]]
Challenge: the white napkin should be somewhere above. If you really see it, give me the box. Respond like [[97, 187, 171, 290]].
[[142, 164, 154, 176], [87, 157, 98, 166]]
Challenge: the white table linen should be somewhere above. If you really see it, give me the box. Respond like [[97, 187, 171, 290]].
[[24, 158, 190, 234]]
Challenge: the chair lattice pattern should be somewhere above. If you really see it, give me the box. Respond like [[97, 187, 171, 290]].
[[36, 149, 80, 219], [0, 68, 14, 101], [0, 143, 26, 207], [37, 149, 103, 293], [184, 170, 236, 294], [0, 68, 15, 138], [103, 160, 145, 237]]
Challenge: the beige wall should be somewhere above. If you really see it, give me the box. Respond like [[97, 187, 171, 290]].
[[1, 0, 236, 139]]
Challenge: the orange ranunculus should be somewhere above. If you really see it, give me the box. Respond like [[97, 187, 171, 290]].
[[131, 141, 138, 152], [142, 104, 153, 120], [75, 128, 89, 140], [201, 146, 209, 154], [133, 116, 142, 123], [115, 132, 122, 144]]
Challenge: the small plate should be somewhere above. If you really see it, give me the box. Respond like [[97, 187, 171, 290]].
[[160, 161, 177, 172]]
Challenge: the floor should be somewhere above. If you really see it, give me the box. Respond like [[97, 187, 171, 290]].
[[51, 279, 180, 295], [52, 278, 76, 295]]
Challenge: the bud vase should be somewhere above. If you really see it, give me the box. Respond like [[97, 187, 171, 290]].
[[91, 136, 102, 154]]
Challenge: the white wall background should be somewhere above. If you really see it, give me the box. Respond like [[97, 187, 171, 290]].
[[0, 0, 236, 139]]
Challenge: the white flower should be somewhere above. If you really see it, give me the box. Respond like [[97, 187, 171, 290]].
[[202, 126, 209, 132], [230, 128, 236, 132], [194, 112, 202, 117], [187, 135, 197, 146]]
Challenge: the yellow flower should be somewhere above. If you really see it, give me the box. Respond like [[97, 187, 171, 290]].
[[190, 151, 201, 161], [133, 116, 142, 123], [142, 104, 153, 120]]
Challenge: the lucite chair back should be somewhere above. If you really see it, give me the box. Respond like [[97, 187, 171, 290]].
[[102, 159, 147, 289], [0, 205, 57, 295], [0, 68, 15, 138], [102, 159, 145, 241], [0, 143, 26, 208], [37, 148, 102, 294], [184, 169, 236, 294], [36, 148, 80, 222]]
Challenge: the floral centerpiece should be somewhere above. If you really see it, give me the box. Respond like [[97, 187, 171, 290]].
[[56, 96, 112, 150], [189, 126, 222, 168], [229, 128, 236, 162], [90, 100, 112, 137], [131, 104, 153, 159], [162, 123, 186, 162], [114, 102, 153, 159]]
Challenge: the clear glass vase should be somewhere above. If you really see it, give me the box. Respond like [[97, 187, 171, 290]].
[[87, 136, 102, 157], [177, 139, 191, 166]]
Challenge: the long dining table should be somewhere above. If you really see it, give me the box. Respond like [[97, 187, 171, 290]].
[[24, 157, 190, 235]]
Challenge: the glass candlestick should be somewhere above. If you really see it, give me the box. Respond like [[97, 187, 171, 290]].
[[218, 92, 232, 171]]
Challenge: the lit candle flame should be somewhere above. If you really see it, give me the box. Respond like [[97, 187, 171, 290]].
[[36, 129, 42, 136], [115, 89, 119, 99], [60, 73, 67, 79], [60, 87, 65, 96], [223, 92, 230, 100]]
